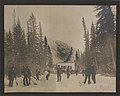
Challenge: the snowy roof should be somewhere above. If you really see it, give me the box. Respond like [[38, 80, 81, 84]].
[[57, 62, 75, 66], [57, 62, 75, 69]]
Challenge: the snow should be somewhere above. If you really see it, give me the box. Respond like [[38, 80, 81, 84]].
[[4, 74, 116, 93]]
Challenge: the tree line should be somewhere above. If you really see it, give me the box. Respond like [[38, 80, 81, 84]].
[[4, 12, 53, 76], [4, 5, 116, 76], [78, 5, 116, 75]]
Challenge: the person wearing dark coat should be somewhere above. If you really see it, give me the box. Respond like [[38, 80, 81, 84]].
[[66, 66, 70, 79], [83, 65, 92, 84], [26, 66, 31, 85], [8, 66, 16, 87], [22, 66, 29, 86], [91, 65, 97, 84], [57, 65, 62, 82]]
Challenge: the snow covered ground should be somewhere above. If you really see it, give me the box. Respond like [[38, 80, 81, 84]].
[[4, 74, 116, 93]]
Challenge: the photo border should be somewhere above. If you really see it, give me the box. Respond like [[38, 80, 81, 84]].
[[1, 0, 120, 96]]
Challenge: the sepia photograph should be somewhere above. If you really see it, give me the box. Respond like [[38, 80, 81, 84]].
[[4, 5, 116, 92]]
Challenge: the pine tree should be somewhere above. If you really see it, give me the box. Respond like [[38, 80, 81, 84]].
[[43, 36, 53, 69], [47, 45, 53, 68], [13, 17, 27, 76], [95, 5, 116, 74], [37, 22, 44, 68], [82, 17, 90, 67], [95, 6, 115, 40], [90, 22, 96, 50], [4, 29, 14, 75], [89, 22, 97, 67], [27, 13, 40, 65], [75, 50, 81, 71]]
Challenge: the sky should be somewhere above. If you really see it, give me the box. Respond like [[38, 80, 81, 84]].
[[4, 5, 116, 52]]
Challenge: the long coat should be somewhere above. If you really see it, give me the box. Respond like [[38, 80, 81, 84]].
[[85, 66, 92, 76], [57, 67, 62, 76], [91, 66, 97, 75], [67, 68, 70, 76], [22, 67, 31, 77], [8, 68, 16, 80]]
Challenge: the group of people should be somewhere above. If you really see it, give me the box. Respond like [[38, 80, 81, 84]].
[[7, 64, 97, 87], [21, 66, 31, 86], [35, 69, 50, 81], [7, 65, 51, 87], [56, 64, 97, 84], [83, 65, 97, 84], [56, 65, 71, 82]]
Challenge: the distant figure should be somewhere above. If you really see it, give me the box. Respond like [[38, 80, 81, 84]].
[[91, 65, 97, 84], [8, 66, 16, 87], [66, 66, 70, 79], [83, 65, 92, 84], [26, 66, 31, 85], [36, 69, 40, 80], [45, 70, 49, 80], [75, 70, 78, 76], [22, 66, 29, 86], [46, 70, 50, 80], [57, 65, 62, 82]]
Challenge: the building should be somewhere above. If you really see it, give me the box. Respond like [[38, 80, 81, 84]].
[[57, 62, 75, 72]]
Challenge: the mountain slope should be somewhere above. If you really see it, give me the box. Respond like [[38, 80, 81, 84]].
[[48, 38, 76, 64]]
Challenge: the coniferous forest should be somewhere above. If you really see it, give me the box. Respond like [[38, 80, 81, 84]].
[[5, 12, 53, 76], [4, 5, 116, 77], [81, 6, 116, 76]]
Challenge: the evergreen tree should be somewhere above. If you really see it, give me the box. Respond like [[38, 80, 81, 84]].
[[47, 45, 53, 68], [38, 22, 44, 68], [95, 5, 116, 74], [43, 36, 52, 68], [90, 22, 96, 50], [89, 22, 98, 68], [75, 50, 81, 71], [27, 13, 40, 65], [12, 17, 27, 76], [95, 6, 115, 40], [82, 17, 90, 67], [4, 29, 14, 75]]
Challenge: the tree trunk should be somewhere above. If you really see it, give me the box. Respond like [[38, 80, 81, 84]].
[[109, 39, 116, 71]]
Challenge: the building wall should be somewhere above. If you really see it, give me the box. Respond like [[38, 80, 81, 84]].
[[57, 63, 75, 70]]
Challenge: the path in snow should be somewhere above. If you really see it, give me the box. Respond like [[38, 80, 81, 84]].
[[4, 74, 116, 93]]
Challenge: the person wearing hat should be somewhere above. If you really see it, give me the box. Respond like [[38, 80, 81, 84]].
[[57, 65, 62, 82], [8, 66, 16, 87], [91, 63, 97, 84]]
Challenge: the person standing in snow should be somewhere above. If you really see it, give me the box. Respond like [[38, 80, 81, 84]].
[[8, 66, 16, 87], [66, 66, 70, 79], [57, 65, 62, 82], [26, 66, 31, 85], [44, 70, 48, 80], [46, 70, 50, 80], [36, 69, 40, 80], [83, 65, 92, 84], [91, 64, 97, 84], [22, 66, 29, 86]]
